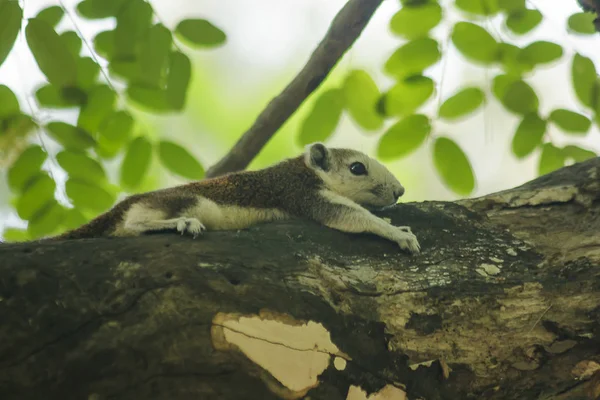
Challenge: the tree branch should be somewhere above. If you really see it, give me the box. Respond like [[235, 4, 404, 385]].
[[2, 157, 600, 399], [205, 0, 385, 178], [576, 0, 600, 31]]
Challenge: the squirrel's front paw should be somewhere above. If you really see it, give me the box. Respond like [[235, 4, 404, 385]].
[[395, 230, 420, 254], [176, 217, 206, 238]]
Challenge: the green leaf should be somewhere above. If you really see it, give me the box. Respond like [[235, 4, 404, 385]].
[[0, 0, 23, 68], [77, 85, 116, 134], [384, 75, 435, 116], [498, 43, 534, 75], [511, 113, 546, 158], [505, 9, 542, 34], [492, 74, 519, 100], [76, 57, 101, 91], [501, 80, 539, 114], [2, 228, 30, 242], [46, 121, 96, 150], [65, 179, 115, 212], [433, 137, 475, 196], [384, 38, 440, 78], [93, 30, 115, 59], [498, 0, 525, 12], [97, 110, 134, 158], [113, 0, 153, 60], [16, 173, 56, 220], [108, 60, 138, 81], [127, 85, 170, 112], [158, 141, 204, 180], [120, 136, 152, 190], [99, 110, 134, 142], [166, 51, 191, 110], [61, 31, 83, 57], [175, 19, 226, 48], [35, 85, 66, 108], [25, 18, 78, 88], [549, 109, 591, 134], [95, 139, 120, 160], [0, 84, 20, 119], [377, 114, 430, 160], [7, 145, 47, 192], [63, 86, 88, 104], [568, 12, 597, 35], [28, 200, 65, 238], [62, 208, 88, 230], [57, 150, 106, 183], [3, 113, 37, 137], [298, 88, 344, 146], [438, 87, 485, 120], [389, 2, 442, 39], [138, 24, 172, 88], [343, 70, 384, 131], [77, 0, 126, 19], [455, 0, 499, 16], [36, 6, 64, 28], [517, 41, 563, 66], [35, 84, 84, 108], [451, 22, 498, 65], [538, 143, 564, 175], [572, 53, 597, 109], [563, 145, 597, 162]]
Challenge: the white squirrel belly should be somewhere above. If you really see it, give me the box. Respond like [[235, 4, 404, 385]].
[[184, 197, 290, 231]]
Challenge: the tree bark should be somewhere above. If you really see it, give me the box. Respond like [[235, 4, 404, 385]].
[[1, 157, 600, 400]]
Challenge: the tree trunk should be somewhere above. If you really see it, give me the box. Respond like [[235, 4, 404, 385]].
[[1, 158, 600, 400]]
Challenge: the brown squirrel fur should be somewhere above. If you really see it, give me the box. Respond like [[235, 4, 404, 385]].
[[48, 143, 420, 254]]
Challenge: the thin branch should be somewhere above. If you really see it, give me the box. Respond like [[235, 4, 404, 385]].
[[526, 304, 552, 334], [576, 0, 600, 31], [57, 0, 117, 92], [205, 0, 385, 178]]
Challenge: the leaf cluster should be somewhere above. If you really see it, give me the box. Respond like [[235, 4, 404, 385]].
[[297, 0, 598, 195], [1, 1, 225, 240]]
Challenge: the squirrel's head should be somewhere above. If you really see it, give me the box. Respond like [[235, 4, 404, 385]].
[[304, 142, 405, 210]]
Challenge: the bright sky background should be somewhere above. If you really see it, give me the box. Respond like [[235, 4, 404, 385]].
[[1, 0, 599, 236]]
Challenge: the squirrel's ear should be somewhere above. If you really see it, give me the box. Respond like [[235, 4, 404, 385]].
[[306, 142, 330, 171]]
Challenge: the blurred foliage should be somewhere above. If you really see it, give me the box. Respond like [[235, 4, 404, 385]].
[[0, 0, 225, 241], [298, 0, 599, 197], [0, 0, 599, 242]]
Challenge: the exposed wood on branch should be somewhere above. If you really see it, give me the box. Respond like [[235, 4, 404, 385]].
[[1, 157, 600, 399]]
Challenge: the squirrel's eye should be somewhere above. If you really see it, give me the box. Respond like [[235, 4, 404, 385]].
[[350, 162, 367, 176]]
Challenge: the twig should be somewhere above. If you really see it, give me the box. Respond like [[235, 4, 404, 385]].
[[527, 304, 552, 334], [576, 0, 600, 31], [205, 0, 385, 178]]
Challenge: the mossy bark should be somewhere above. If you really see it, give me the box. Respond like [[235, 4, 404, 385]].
[[1, 158, 599, 400]]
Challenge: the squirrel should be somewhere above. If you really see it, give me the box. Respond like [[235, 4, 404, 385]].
[[48, 143, 421, 254]]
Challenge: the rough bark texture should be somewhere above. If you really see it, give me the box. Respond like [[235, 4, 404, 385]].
[[1, 158, 600, 400]]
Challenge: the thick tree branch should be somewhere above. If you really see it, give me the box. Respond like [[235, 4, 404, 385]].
[[205, 0, 384, 178], [1, 158, 600, 399], [577, 0, 600, 31]]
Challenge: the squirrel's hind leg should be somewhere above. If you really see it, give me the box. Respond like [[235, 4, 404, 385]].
[[124, 216, 206, 238], [175, 217, 206, 238], [122, 204, 206, 238]]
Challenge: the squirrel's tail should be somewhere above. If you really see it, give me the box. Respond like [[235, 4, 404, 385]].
[[42, 197, 137, 241], [42, 210, 118, 241]]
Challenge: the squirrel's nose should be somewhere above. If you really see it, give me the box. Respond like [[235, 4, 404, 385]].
[[394, 187, 405, 200]]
